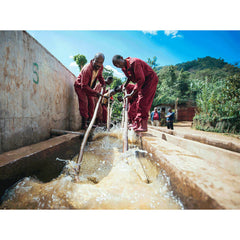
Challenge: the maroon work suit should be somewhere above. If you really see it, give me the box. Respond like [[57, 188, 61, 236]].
[[102, 105, 108, 123], [93, 83, 105, 123], [125, 83, 138, 123], [74, 60, 105, 119], [121, 57, 158, 121]]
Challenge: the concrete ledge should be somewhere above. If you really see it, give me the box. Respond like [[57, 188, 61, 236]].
[[141, 133, 240, 209], [149, 128, 240, 176], [0, 134, 82, 201], [149, 126, 240, 153]]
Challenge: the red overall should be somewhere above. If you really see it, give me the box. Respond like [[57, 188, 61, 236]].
[[74, 60, 105, 119], [101, 89, 113, 124], [102, 105, 108, 123], [125, 83, 138, 123], [121, 57, 158, 121], [93, 83, 105, 123]]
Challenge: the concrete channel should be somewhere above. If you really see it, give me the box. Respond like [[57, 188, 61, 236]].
[[143, 126, 240, 209], [0, 133, 84, 201], [1, 31, 239, 209], [0, 126, 239, 209]]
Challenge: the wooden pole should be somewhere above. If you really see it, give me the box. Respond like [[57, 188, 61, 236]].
[[107, 90, 110, 131], [123, 90, 128, 153], [175, 97, 179, 121], [76, 88, 104, 173], [121, 100, 125, 129]]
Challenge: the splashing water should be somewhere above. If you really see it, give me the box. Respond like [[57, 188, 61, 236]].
[[0, 127, 184, 209]]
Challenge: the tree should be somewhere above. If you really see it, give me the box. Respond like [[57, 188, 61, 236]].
[[147, 56, 158, 69], [109, 77, 123, 120], [102, 67, 114, 79], [73, 54, 87, 71]]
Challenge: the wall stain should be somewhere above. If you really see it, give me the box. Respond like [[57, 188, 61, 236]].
[[4, 47, 10, 79]]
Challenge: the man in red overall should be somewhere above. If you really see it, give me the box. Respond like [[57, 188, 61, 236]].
[[112, 55, 158, 132], [74, 53, 106, 129]]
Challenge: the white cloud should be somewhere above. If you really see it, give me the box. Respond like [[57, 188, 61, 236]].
[[164, 30, 183, 38], [142, 30, 158, 35], [105, 65, 125, 80], [69, 61, 78, 67], [69, 55, 74, 59]]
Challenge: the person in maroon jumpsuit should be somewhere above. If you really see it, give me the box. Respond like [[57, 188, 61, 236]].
[[93, 76, 113, 125], [109, 83, 138, 126], [112, 55, 158, 132], [125, 83, 138, 126], [74, 53, 106, 129]]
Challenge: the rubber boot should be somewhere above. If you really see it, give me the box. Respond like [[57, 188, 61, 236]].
[[135, 119, 148, 132], [81, 117, 88, 130]]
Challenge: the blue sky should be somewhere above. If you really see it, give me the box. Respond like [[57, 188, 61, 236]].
[[27, 30, 240, 79]]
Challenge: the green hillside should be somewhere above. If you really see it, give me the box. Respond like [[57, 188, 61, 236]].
[[152, 56, 240, 134]]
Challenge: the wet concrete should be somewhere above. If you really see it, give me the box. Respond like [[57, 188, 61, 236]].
[[149, 127, 240, 176], [141, 129, 240, 209], [150, 125, 240, 153]]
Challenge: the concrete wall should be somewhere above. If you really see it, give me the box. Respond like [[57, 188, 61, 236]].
[[0, 31, 81, 154]]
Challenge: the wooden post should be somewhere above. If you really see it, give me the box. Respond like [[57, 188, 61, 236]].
[[123, 90, 128, 153], [121, 100, 125, 129], [175, 97, 179, 121], [107, 90, 110, 131]]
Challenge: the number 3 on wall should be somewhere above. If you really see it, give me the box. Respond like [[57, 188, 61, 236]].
[[33, 62, 39, 84]]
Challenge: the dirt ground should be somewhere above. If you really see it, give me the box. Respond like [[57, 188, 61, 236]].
[[157, 121, 240, 145]]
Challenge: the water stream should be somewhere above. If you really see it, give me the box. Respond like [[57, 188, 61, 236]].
[[0, 127, 184, 209]]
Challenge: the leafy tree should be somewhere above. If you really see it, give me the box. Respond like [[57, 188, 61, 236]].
[[102, 67, 114, 79], [147, 56, 158, 69], [109, 77, 123, 120], [73, 54, 87, 71], [192, 73, 240, 133]]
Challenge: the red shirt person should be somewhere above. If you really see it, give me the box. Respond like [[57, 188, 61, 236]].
[[124, 83, 138, 125], [74, 53, 106, 129], [109, 83, 138, 126], [112, 55, 158, 132], [93, 77, 113, 125]]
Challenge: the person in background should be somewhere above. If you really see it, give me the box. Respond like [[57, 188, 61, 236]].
[[112, 55, 158, 132], [74, 53, 106, 129], [94, 76, 113, 126], [110, 83, 138, 127], [165, 108, 175, 130], [151, 107, 161, 126]]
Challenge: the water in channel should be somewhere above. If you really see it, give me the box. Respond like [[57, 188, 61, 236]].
[[0, 127, 184, 209]]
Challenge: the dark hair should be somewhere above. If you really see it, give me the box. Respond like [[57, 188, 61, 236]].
[[112, 55, 123, 63]]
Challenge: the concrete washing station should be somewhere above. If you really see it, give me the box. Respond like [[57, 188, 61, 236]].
[[1, 31, 240, 209]]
